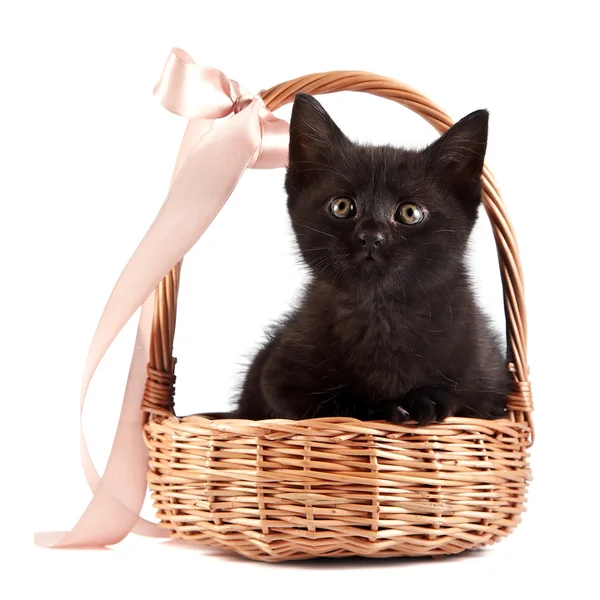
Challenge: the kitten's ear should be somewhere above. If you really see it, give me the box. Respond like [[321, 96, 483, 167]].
[[287, 93, 349, 175], [426, 109, 489, 201]]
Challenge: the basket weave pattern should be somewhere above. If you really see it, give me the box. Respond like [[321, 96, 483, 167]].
[[142, 72, 533, 562]]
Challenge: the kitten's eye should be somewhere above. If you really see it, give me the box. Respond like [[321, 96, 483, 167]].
[[395, 203, 424, 225], [329, 197, 356, 219]]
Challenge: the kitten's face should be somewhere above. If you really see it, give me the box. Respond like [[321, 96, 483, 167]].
[[285, 94, 489, 293]]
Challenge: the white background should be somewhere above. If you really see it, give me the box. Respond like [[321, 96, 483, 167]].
[[2, 1, 599, 598]]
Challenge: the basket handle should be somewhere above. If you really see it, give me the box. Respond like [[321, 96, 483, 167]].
[[148, 71, 533, 439]]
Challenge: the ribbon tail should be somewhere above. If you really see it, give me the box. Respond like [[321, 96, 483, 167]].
[[35, 295, 159, 547], [35, 101, 264, 548]]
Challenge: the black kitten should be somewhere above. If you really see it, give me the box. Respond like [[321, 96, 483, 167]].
[[235, 94, 509, 425]]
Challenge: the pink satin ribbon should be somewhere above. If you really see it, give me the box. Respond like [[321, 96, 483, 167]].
[[35, 48, 289, 548]]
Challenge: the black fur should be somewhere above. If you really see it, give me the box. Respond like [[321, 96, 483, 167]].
[[235, 94, 508, 424]]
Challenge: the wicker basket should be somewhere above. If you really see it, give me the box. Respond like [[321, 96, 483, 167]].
[[141, 71, 533, 562]]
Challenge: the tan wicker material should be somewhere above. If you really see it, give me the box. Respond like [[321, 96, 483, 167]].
[[142, 71, 533, 562]]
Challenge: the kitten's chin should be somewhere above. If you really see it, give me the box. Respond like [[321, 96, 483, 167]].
[[340, 257, 397, 288], [359, 261, 386, 276]]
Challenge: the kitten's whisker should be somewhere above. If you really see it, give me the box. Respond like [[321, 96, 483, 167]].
[[436, 369, 459, 390], [296, 223, 336, 239], [306, 256, 330, 269], [423, 268, 454, 321], [413, 274, 432, 328]]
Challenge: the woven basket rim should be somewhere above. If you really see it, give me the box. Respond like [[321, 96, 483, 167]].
[[151, 413, 531, 429], [144, 413, 533, 443]]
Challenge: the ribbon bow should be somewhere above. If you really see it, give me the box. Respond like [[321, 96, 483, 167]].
[[35, 49, 289, 548]]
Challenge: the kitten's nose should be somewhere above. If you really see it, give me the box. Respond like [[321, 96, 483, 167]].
[[358, 231, 385, 249]]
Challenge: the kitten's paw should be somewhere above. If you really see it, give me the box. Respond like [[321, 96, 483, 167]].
[[391, 388, 456, 426]]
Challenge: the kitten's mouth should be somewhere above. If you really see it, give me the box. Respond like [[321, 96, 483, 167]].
[[357, 250, 385, 265]]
